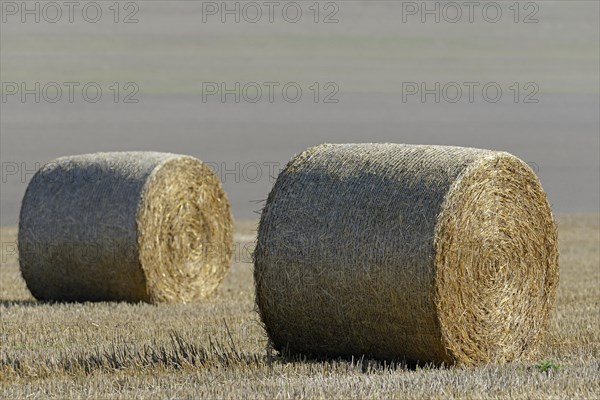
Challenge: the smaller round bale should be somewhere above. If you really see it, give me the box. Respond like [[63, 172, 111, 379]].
[[18, 151, 232, 303], [254, 143, 559, 365]]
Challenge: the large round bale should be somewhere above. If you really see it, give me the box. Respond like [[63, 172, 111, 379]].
[[254, 143, 558, 365], [19, 152, 232, 304]]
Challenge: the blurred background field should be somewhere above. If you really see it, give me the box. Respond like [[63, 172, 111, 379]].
[[1, 1, 598, 224]]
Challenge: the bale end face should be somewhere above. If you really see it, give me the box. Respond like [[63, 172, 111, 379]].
[[137, 156, 233, 303], [434, 153, 559, 364]]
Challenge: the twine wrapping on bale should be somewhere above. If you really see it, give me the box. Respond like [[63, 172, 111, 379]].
[[19, 152, 232, 304], [254, 143, 558, 365]]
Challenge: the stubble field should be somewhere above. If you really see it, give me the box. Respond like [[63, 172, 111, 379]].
[[0, 215, 598, 399]]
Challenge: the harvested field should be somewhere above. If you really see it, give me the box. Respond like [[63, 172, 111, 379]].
[[1, 215, 598, 399]]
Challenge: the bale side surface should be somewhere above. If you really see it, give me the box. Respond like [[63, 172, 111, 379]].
[[253, 143, 558, 364], [18, 151, 232, 303]]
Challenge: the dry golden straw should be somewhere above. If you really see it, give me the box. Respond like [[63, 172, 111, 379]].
[[254, 143, 559, 365], [19, 152, 232, 304]]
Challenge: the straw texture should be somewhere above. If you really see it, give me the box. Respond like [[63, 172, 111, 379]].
[[254, 143, 558, 365], [19, 152, 232, 304]]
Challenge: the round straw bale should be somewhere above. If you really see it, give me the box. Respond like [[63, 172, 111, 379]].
[[18, 152, 232, 303], [254, 143, 558, 365]]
